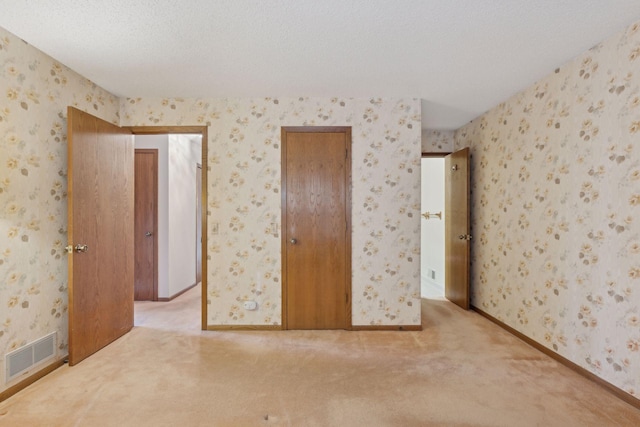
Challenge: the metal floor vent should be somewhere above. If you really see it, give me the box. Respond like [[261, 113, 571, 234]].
[[5, 331, 56, 383]]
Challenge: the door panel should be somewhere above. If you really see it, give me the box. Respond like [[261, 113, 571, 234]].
[[282, 127, 351, 330], [134, 149, 158, 301], [67, 107, 134, 365], [445, 147, 470, 309]]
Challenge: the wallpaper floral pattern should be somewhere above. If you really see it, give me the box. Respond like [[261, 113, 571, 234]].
[[455, 20, 640, 399], [421, 129, 454, 153], [4, 12, 638, 402], [0, 25, 421, 394], [120, 97, 422, 327], [0, 28, 120, 390]]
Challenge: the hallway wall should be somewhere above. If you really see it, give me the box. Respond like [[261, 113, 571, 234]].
[[167, 134, 201, 297]]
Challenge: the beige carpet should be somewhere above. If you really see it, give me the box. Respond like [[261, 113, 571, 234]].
[[1, 285, 639, 426]]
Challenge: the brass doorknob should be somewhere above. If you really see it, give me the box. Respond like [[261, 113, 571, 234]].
[[145, 231, 153, 237], [74, 244, 89, 253], [458, 234, 472, 241], [290, 238, 297, 244]]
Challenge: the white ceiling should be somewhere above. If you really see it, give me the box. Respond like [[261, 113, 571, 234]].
[[2, 1, 640, 130]]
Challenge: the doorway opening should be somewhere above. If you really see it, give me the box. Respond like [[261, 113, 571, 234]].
[[420, 155, 445, 299], [132, 130, 206, 330], [420, 148, 471, 310]]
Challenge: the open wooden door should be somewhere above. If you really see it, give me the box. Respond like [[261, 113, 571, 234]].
[[67, 107, 134, 365], [444, 147, 470, 309]]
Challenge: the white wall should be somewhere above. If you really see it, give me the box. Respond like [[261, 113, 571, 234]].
[[168, 134, 202, 297], [420, 157, 445, 296], [134, 135, 170, 297]]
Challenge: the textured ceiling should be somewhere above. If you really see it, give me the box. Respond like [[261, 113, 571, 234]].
[[2, 1, 640, 130]]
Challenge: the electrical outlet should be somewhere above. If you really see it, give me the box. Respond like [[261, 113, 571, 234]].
[[212, 222, 219, 235], [243, 301, 258, 310], [378, 300, 385, 310]]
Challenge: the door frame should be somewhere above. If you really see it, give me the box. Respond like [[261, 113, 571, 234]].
[[421, 150, 471, 309], [127, 126, 208, 330], [280, 126, 352, 330], [196, 163, 203, 285], [134, 148, 159, 301], [420, 152, 448, 299], [444, 148, 471, 309]]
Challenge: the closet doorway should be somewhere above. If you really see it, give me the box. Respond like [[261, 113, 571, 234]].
[[420, 156, 445, 299], [421, 149, 470, 310]]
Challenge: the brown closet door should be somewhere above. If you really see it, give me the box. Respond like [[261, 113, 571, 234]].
[[282, 127, 351, 329]]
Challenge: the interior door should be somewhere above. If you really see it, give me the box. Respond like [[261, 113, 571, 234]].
[[444, 147, 470, 309], [134, 149, 158, 301], [282, 127, 351, 330], [67, 107, 134, 365]]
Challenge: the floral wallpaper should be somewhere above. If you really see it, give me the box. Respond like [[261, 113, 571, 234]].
[[120, 97, 422, 327], [421, 129, 454, 153], [455, 20, 640, 399], [0, 24, 421, 395], [0, 27, 120, 390]]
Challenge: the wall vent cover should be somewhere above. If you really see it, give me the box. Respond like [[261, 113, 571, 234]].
[[5, 331, 56, 383]]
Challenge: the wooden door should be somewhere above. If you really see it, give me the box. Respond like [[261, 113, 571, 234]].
[[134, 149, 158, 301], [444, 147, 471, 309], [67, 107, 134, 365], [282, 127, 351, 330], [196, 164, 202, 284]]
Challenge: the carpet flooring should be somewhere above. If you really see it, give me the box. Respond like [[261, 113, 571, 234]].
[[1, 284, 639, 426]]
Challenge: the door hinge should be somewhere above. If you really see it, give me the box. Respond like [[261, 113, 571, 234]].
[[345, 149, 348, 160]]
